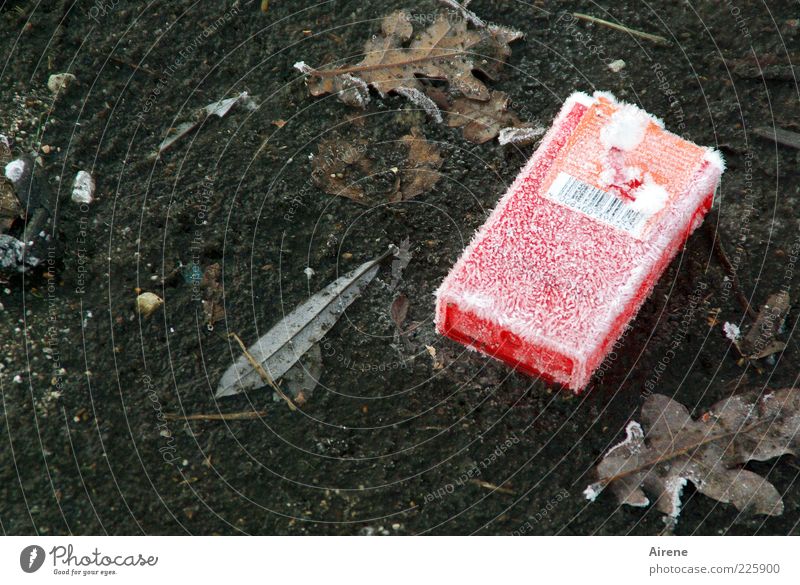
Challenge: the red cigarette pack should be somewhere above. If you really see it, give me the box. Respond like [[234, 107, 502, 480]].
[[435, 91, 724, 391]]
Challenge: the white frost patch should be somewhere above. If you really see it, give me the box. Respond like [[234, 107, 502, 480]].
[[723, 321, 741, 342], [665, 476, 688, 520], [498, 126, 546, 146], [703, 148, 726, 172], [4, 159, 26, 183], [600, 103, 652, 151], [630, 178, 669, 214], [205, 92, 255, 118], [293, 61, 311, 74], [583, 483, 603, 502], [395, 87, 442, 123], [71, 170, 95, 204], [606, 421, 645, 457]]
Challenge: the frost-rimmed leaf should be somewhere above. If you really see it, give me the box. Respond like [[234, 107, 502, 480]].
[[585, 390, 799, 525], [216, 247, 396, 397]]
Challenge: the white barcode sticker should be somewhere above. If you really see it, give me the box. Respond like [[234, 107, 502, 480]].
[[545, 172, 648, 237]]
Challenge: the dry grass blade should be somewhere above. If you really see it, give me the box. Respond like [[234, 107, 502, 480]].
[[229, 332, 297, 411], [165, 410, 268, 421], [572, 12, 669, 46]]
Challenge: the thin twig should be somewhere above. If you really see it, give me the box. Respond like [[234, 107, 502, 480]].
[[308, 51, 466, 78], [229, 332, 297, 411], [165, 410, 268, 421], [572, 12, 669, 46], [110, 56, 159, 77], [703, 216, 758, 320], [470, 479, 517, 495]]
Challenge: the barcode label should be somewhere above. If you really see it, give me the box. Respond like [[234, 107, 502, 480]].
[[545, 172, 648, 237]]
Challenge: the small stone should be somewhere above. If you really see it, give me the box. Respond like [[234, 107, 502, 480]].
[[608, 59, 626, 73], [136, 292, 163, 317], [47, 72, 77, 94], [41, 144, 52, 154], [4, 159, 26, 183], [71, 170, 95, 204]]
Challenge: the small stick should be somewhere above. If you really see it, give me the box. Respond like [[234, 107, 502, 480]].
[[229, 332, 297, 411], [308, 51, 466, 78], [165, 410, 268, 421], [572, 12, 669, 46], [470, 479, 517, 495], [752, 126, 800, 150], [110, 56, 159, 77], [703, 218, 758, 320]]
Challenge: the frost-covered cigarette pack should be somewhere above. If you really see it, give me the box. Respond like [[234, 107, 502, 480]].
[[435, 91, 725, 391]]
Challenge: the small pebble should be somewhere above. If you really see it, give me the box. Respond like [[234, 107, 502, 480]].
[[136, 292, 163, 317], [47, 72, 76, 94], [71, 170, 95, 204], [608, 59, 626, 73]]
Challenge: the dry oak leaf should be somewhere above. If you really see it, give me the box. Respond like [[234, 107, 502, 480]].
[[393, 128, 443, 201], [447, 91, 525, 144], [586, 390, 800, 526], [312, 138, 372, 203], [305, 9, 521, 105]]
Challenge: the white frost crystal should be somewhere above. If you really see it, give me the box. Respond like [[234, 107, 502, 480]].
[[4, 159, 26, 183], [600, 104, 652, 151], [723, 322, 741, 342], [72, 170, 95, 204]]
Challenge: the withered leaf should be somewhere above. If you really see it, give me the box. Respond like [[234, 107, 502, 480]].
[[303, 8, 521, 106], [447, 91, 527, 144], [312, 138, 372, 203], [391, 294, 410, 329], [393, 128, 443, 201], [586, 390, 799, 526], [735, 291, 790, 360]]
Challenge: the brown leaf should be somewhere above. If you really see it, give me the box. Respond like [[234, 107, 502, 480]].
[[447, 91, 526, 143], [305, 9, 521, 105], [736, 291, 790, 360], [586, 389, 800, 525], [394, 128, 443, 200], [312, 138, 372, 203], [391, 294, 409, 329]]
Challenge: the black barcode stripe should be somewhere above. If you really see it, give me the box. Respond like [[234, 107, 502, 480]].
[[547, 174, 647, 235]]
